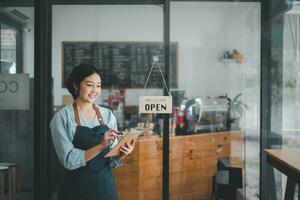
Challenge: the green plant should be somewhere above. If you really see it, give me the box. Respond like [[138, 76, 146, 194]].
[[228, 93, 248, 119], [217, 93, 248, 130]]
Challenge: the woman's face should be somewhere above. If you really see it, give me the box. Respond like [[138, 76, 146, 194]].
[[77, 73, 101, 103]]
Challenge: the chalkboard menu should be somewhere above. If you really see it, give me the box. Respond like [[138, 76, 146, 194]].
[[62, 42, 178, 88]]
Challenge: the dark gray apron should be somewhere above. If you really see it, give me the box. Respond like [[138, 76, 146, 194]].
[[58, 103, 117, 200]]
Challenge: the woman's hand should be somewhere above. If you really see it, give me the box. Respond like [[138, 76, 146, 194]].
[[118, 141, 135, 160], [85, 129, 119, 162], [100, 129, 119, 149]]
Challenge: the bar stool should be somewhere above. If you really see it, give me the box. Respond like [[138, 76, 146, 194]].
[[0, 166, 9, 196], [0, 163, 19, 196], [212, 157, 243, 200]]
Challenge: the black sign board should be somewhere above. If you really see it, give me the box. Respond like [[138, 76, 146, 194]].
[[62, 41, 178, 88]]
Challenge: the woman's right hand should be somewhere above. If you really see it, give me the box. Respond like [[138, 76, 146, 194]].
[[99, 129, 119, 148]]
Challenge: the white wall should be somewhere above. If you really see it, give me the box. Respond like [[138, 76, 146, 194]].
[[171, 2, 260, 99], [51, 3, 260, 106]]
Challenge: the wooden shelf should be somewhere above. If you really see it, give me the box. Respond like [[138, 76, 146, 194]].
[[222, 58, 244, 64]]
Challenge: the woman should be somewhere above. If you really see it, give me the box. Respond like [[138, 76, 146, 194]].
[[50, 63, 133, 200]]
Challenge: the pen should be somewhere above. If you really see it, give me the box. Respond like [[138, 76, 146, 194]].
[[115, 132, 124, 140]]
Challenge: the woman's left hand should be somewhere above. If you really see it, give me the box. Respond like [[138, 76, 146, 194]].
[[118, 141, 135, 160]]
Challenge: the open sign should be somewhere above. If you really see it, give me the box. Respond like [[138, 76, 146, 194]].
[[139, 96, 172, 114], [0, 74, 29, 110]]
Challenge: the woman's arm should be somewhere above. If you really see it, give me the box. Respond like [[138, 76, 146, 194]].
[[84, 144, 105, 162], [50, 111, 86, 170], [84, 129, 119, 162], [51, 107, 120, 169]]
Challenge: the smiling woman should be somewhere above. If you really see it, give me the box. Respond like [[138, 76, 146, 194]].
[[50, 63, 135, 200]]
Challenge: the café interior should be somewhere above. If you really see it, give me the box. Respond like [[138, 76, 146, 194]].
[[0, 0, 300, 200]]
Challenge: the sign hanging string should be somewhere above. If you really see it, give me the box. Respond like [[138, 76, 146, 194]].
[[142, 56, 171, 96]]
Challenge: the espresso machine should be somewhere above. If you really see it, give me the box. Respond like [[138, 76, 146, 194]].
[[175, 97, 229, 134]]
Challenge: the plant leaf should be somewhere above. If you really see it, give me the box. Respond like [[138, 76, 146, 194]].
[[232, 93, 242, 102]]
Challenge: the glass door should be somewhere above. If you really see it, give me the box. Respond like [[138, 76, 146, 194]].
[[49, 4, 164, 200], [169, 2, 261, 199]]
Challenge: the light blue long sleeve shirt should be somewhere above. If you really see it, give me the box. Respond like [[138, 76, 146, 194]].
[[50, 104, 122, 170]]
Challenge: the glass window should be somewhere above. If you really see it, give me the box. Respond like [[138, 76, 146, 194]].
[[0, 6, 34, 200], [1, 24, 17, 73], [262, 1, 300, 199], [170, 2, 260, 199]]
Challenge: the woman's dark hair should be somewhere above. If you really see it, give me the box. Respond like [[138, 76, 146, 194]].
[[65, 63, 101, 99]]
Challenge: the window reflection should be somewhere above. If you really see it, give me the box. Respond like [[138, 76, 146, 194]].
[[1, 27, 17, 74]]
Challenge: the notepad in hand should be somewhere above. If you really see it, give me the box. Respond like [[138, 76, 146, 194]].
[[104, 131, 141, 157]]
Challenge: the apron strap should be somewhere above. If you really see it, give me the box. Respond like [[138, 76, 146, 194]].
[[73, 103, 105, 126], [72, 103, 81, 126], [92, 104, 105, 125]]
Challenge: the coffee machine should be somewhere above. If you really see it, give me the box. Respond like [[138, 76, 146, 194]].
[[176, 97, 229, 134]]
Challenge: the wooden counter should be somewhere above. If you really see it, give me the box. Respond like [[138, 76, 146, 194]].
[[112, 131, 243, 200]]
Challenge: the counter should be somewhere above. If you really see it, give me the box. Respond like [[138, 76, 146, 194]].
[[112, 131, 243, 200]]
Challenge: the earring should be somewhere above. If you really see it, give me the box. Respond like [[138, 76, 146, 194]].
[[75, 90, 78, 96]]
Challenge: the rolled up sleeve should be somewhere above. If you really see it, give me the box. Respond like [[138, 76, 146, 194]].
[[50, 112, 86, 170], [107, 110, 123, 168]]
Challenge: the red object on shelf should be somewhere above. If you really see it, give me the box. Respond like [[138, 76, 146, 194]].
[[173, 107, 184, 127], [107, 87, 126, 110]]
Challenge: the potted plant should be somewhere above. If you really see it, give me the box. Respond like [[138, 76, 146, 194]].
[[228, 93, 248, 130]]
